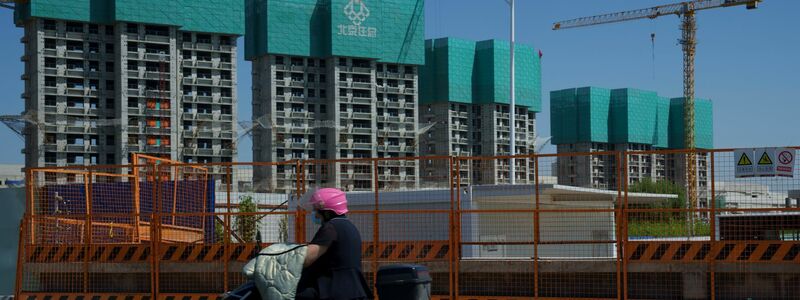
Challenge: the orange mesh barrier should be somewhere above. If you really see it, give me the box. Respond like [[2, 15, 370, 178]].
[[16, 148, 800, 299]]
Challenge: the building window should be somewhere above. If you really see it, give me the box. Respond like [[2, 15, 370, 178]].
[[126, 23, 138, 34], [197, 34, 211, 44], [66, 22, 83, 33], [44, 39, 56, 49], [43, 20, 56, 31], [44, 96, 57, 106], [44, 76, 56, 87], [44, 57, 56, 68]]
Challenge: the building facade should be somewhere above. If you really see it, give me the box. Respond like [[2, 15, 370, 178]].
[[419, 38, 542, 186], [15, 0, 243, 171], [246, 0, 425, 192], [550, 87, 713, 206]]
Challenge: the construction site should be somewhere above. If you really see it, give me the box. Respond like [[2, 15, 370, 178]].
[[3, 0, 799, 299]]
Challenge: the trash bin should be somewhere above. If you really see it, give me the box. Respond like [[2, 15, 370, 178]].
[[376, 264, 432, 300]]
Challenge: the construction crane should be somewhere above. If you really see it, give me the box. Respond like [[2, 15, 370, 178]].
[[0, 0, 14, 10], [553, 0, 761, 214], [0, 114, 29, 140]]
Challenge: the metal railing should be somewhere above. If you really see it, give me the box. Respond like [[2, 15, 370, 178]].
[[15, 147, 800, 300]]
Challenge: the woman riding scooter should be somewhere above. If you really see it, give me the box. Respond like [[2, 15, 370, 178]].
[[296, 188, 372, 300]]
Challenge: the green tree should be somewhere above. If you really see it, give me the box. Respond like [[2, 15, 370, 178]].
[[627, 178, 709, 237], [235, 195, 258, 242], [629, 178, 687, 220], [214, 220, 229, 243]]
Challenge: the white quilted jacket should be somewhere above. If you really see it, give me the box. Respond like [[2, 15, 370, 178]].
[[243, 243, 308, 300]]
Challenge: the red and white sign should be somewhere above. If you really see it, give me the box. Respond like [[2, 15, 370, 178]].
[[776, 147, 795, 177]]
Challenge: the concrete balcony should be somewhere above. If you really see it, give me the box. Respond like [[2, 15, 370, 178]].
[[196, 95, 214, 104], [352, 127, 372, 135], [351, 112, 372, 120], [197, 113, 214, 121], [145, 109, 171, 117], [450, 124, 469, 131], [290, 111, 307, 118], [352, 97, 372, 105], [64, 69, 86, 77], [197, 148, 214, 156], [352, 82, 372, 89], [65, 88, 84, 96], [41, 88, 56, 96], [196, 61, 213, 68], [65, 125, 89, 133], [145, 90, 169, 99], [65, 144, 86, 152], [128, 107, 144, 116], [64, 107, 85, 115], [145, 127, 171, 135], [401, 88, 416, 95], [144, 35, 170, 44], [65, 51, 84, 59], [379, 86, 401, 94], [43, 106, 58, 114], [144, 53, 168, 61], [195, 43, 213, 51], [145, 145, 171, 153], [348, 67, 372, 74], [378, 72, 400, 79], [144, 72, 165, 80], [196, 78, 214, 86]]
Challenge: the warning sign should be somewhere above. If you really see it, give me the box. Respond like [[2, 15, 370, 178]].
[[776, 147, 795, 177], [737, 147, 795, 178], [759, 152, 774, 165], [734, 149, 754, 178], [755, 148, 776, 177]]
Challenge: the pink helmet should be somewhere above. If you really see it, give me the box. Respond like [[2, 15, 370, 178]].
[[306, 188, 348, 215]]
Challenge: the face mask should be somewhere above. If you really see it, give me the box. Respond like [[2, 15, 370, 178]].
[[312, 212, 322, 225]]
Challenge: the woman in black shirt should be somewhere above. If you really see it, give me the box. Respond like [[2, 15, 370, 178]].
[[296, 188, 372, 300]]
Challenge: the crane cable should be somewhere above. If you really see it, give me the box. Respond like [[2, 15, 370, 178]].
[[650, 19, 657, 80]]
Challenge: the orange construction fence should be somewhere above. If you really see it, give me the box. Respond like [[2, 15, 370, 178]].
[[15, 148, 800, 299]]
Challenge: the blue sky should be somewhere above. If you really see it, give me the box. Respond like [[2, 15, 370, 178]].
[[0, 0, 797, 163]]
